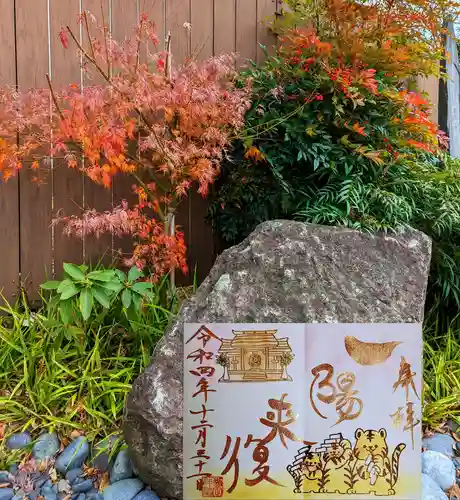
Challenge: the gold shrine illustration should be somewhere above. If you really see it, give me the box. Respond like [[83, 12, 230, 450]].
[[287, 429, 406, 496], [216, 330, 294, 382]]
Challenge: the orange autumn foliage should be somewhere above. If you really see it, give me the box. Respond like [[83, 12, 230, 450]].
[[0, 13, 250, 278]]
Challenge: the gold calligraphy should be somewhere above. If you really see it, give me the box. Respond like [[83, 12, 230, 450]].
[[309, 363, 363, 425], [392, 356, 420, 450], [220, 394, 312, 494]]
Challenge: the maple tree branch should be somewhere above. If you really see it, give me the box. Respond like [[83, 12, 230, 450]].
[[82, 11, 96, 61], [66, 25, 110, 83], [46, 74, 65, 122], [99, 0, 111, 80]]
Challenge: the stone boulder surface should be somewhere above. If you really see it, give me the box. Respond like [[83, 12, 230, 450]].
[[124, 220, 432, 499]]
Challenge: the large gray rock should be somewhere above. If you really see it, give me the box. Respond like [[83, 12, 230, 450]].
[[124, 221, 432, 499]]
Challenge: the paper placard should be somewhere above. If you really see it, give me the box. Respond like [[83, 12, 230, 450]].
[[183, 323, 422, 500]]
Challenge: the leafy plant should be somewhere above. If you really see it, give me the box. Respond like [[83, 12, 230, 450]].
[[0, 11, 249, 280], [0, 279, 179, 442], [423, 318, 460, 428], [41, 263, 154, 324], [210, 0, 460, 318]]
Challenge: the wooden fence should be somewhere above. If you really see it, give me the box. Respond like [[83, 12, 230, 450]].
[[0, 0, 278, 303]]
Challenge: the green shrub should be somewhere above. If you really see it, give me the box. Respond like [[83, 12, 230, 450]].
[[0, 266, 178, 440], [423, 317, 460, 428], [209, 25, 460, 320], [41, 263, 156, 326]]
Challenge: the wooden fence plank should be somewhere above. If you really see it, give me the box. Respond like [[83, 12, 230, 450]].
[[17, 0, 53, 301], [50, 0, 85, 274], [214, 0, 236, 54], [189, 0, 217, 283], [236, 0, 257, 66], [257, 0, 277, 62], [191, 0, 213, 58], [0, 0, 19, 302], [111, 0, 139, 265], [82, 0, 114, 267], [142, 0, 164, 49]]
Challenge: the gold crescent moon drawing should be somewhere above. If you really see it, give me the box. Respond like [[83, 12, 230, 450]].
[[344, 336, 401, 366]]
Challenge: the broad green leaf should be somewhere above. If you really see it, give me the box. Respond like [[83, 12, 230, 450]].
[[60, 282, 80, 301], [99, 281, 123, 294], [92, 287, 111, 309], [115, 269, 126, 282], [87, 270, 116, 282], [40, 280, 61, 290], [122, 289, 132, 309], [63, 263, 86, 281], [57, 279, 73, 294], [59, 299, 73, 325], [132, 282, 153, 296], [80, 288, 93, 321], [128, 266, 144, 282], [132, 292, 141, 312]]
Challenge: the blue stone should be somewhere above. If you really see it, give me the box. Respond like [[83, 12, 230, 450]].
[[26, 490, 40, 500], [423, 433, 456, 458], [92, 436, 119, 472], [43, 494, 57, 500], [109, 450, 133, 483], [41, 487, 54, 495], [0, 489, 14, 500], [102, 479, 143, 500], [8, 465, 17, 474], [72, 480, 93, 494], [422, 450, 456, 490], [0, 472, 11, 484], [55, 438, 89, 474], [65, 469, 83, 485], [76, 495, 86, 500], [32, 433, 60, 462], [6, 432, 32, 450], [132, 490, 160, 500], [422, 473, 447, 499], [34, 475, 50, 489], [86, 494, 102, 500]]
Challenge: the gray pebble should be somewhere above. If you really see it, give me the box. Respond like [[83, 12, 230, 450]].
[[110, 450, 133, 483], [0, 489, 14, 500], [32, 433, 60, 462], [422, 450, 456, 490], [422, 473, 446, 500], [66, 469, 83, 485], [57, 479, 71, 494], [102, 479, 143, 500], [423, 433, 456, 458], [0, 471, 12, 484], [132, 490, 160, 500], [6, 432, 31, 450], [55, 437, 89, 474], [72, 480, 94, 494]]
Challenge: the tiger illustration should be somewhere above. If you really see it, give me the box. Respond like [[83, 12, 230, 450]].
[[352, 428, 406, 495], [288, 429, 406, 496]]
